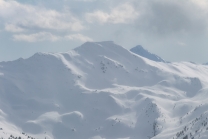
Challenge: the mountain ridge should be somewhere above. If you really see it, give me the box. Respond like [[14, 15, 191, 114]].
[[130, 45, 166, 62], [0, 41, 208, 139]]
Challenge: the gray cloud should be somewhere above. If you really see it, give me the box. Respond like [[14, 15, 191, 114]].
[[133, 0, 208, 37]]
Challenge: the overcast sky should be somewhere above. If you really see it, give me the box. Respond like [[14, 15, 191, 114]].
[[1, 0, 208, 63]]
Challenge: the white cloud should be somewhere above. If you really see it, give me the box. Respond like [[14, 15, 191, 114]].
[[13, 32, 93, 43], [65, 34, 93, 42], [0, 0, 84, 32], [13, 32, 60, 42], [5, 24, 26, 32], [85, 3, 139, 24], [177, 41, 187, 46], [191, 0, 208, 10]]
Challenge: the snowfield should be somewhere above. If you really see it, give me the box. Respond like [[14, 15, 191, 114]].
[[0, 41, 208, 139]]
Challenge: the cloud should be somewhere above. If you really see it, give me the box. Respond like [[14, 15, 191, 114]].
[[177, 41, 187, 46], [13, 32, 93, 42], [133, 0, 208, 37], [5, 24, 26, 32], [0, 0, 84, 32], [191, 0, 208, 10], [85, 3, 139, 24], [65, 34, 93, 42], [13, 32, 60, 42]]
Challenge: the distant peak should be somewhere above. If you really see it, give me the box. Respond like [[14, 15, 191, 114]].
[[130, 45, 165, 62], [74, 41, 133, 60], [95, 41, 114, 44], [83, 41, 115, 47], [74, 41, 121, 52], [82, 41, 114, 45], [131, 45, 148, 51], [133, 45, 144, 49]]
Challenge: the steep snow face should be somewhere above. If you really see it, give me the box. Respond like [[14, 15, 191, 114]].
[[130, 45, 165, 62], [0, 41, 208, 139]]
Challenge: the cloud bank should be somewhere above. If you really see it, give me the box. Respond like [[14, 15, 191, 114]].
[[1, 0, 208, 62]]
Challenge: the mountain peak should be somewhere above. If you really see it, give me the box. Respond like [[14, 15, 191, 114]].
[[132, 45, 145, 50], [130, 45, 165, 62], [74, 41, 131, 58], [74, 41, 114, 51], [79, 41, 114, 47]]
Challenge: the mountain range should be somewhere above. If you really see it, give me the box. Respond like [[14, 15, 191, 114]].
[[0, 41, 208, 139]]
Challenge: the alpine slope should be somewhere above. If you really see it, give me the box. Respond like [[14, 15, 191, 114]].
[[0, 41, 208, 139]]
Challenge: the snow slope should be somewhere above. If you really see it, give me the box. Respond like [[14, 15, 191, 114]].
[[0, 41, 208, 139], [130, 45, 166, 62]]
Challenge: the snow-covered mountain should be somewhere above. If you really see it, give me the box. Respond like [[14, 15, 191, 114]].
[[0, 41, 208, 139], [130, 45, 166, 62]]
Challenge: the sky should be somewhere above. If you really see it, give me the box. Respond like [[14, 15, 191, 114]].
[[1, 0, 208, 63]]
